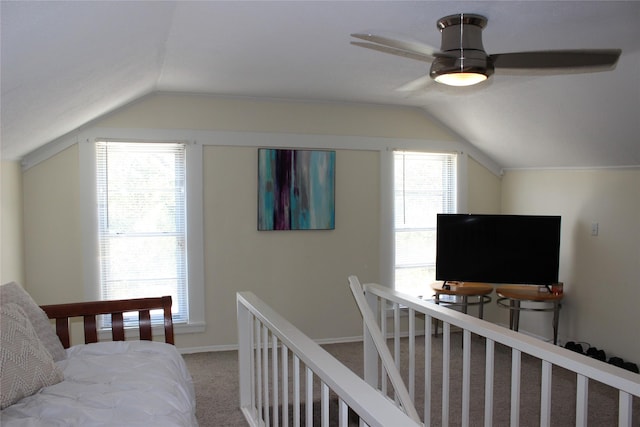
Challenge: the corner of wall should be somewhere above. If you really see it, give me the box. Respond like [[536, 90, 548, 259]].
[[1, 160, 26, 285]]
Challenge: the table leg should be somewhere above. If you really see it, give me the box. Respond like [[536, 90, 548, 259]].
[[509, 299, 514, 329], [510, 299, 521, 331], [462, 296, 468, 314], [479, 296, 485, 319], [553, 301, 560, 345], [434, 294, 440, 337]]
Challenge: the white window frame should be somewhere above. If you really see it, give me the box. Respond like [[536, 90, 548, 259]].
[[79, 139, 205, 334], [380, 149, 466, 292]]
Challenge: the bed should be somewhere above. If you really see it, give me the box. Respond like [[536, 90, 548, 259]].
[[0, 282, 197, 426]]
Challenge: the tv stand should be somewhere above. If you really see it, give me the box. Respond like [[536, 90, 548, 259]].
[[431, 281, 493, 336], [496, 285, 563, 345]]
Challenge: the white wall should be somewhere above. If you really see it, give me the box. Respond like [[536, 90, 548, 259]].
[[467, 156, 501, 215], [13, 93, 638, 365], [200, 146, 380, 346], [21, 94, 499, 350], [1, 161, 25, 284], [22, 146, 84, 303], [96, 93, 460, 142], [501, 168, 640, 362]]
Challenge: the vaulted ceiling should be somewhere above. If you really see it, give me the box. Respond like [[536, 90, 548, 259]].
[[2, 1, 639, 169]]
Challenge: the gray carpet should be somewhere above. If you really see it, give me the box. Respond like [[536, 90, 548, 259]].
[[183, 334, 639, 426]]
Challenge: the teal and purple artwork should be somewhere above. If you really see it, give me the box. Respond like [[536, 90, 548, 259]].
[[258, 149, 335, 230]]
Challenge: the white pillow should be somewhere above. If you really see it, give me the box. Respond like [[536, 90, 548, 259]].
[[0, 303, 64, 409], [0, 282, 66, 361]]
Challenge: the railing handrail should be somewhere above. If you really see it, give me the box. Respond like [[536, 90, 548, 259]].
[[362, 281, 640, 397], [236, 291, 422, 427], [349, 276, 422, 423]]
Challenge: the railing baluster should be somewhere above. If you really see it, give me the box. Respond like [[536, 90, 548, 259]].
[[540, 360, 552, 426], [272, 334, 279, 427], [424, 314, 432, 426], [381, 300, 387, 396], [442, 322, 450, 427], [249, 315, 256, 418], [394, 302, 400, 367], [484, 338, 495, 427], [306, 367, 313, 427], [394, 302, 400, 404], [321, 382, 329, 427], [409, 308, 416, 401], [618, 390, 632, 427], [263, 325, 270, 427], [282, 344, 289, 427], [511, 349, 522, 427], [576, 374, 588, 426], [339, 398, 348, 426], [255, 318, 263, 421], [294, 355, 300, 427], [462, 329, 471, 427]]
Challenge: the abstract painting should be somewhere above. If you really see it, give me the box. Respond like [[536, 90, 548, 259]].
[[258, 148, 335, 230]]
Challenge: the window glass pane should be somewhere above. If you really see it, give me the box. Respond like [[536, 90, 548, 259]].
[[394, 151, 456, 296], [96, 142, 187, 324], [395, 266, 436, 297], [102, 235, 184, 282], [395, 229, 437, 267]]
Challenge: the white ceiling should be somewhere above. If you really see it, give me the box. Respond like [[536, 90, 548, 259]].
[[2, 1, 639, 169]]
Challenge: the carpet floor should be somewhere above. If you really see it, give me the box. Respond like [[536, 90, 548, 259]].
[[182, 334, 639, 426]]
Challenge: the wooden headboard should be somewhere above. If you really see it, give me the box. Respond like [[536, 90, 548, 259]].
[[41, 296, 174, 348]]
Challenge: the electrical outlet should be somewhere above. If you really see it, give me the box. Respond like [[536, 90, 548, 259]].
[[591, 222, 599, 236]]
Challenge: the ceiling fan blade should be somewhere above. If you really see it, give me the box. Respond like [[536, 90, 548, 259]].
[[396, 75, 433, 92], [491, 49, 621, 70], [350, 41, 433, 63], [351, 33, 440, 59]]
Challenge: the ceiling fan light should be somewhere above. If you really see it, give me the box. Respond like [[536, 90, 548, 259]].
[[430, 50, 494, 87], [434, 72, 488, 86]]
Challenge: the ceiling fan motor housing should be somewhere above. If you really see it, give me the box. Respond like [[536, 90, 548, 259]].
[[430, 13, 494, 80]]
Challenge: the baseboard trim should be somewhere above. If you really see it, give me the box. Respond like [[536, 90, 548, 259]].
[[178, 336, 367, 354], [495, 322, 557, 345], [179, 344, 238, 354], [178, 332, 440, 354]]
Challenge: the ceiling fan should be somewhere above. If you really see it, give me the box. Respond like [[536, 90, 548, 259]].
[[351, 13, 621, 88]]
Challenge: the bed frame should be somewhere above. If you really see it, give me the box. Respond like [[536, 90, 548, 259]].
[[41, 296, 174, 348]]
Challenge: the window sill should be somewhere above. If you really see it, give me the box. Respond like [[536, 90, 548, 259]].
[[97, 321, 206, 340], [175, 321, 206, 334]]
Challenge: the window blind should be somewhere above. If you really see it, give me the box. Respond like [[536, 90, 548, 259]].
[[394, 151, 457, 294], [96, 142, 188, 323]]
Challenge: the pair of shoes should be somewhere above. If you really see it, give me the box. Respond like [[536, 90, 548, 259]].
[[586, 347, 606, 361], [608, 357, 639, 373], [565, 341, 584, 354]]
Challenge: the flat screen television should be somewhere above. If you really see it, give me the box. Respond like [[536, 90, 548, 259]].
[[436, 214, 561, 286]]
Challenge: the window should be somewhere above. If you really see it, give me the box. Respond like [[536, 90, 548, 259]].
[[394, 151, 457, 295], [96, 142, 188, 323]]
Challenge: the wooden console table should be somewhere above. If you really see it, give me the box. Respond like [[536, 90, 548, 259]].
[[496, 285, 563, 345], [431, 281, 493, 336]]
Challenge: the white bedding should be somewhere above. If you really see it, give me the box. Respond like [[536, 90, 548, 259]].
[[1, 341, 197, 426]]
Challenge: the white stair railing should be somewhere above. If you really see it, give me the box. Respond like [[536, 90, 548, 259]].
[[349, 275, 421, 423], [349, 275, 640, 427], [237, 291, 422, 427]]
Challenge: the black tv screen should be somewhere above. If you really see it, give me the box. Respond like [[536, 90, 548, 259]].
[[436, 214, 561, 285]]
